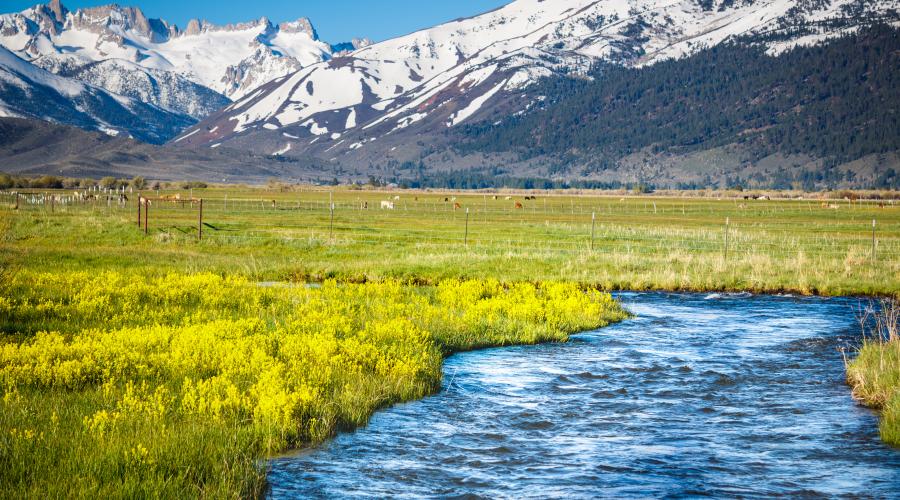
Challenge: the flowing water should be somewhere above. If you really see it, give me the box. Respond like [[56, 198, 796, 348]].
[[269, 293, 900, 498]]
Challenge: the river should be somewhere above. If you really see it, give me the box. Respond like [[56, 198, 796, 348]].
[[268, 292, 900, 498]]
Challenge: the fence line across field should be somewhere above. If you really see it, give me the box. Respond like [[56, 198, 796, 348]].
[[1, 191, 896, 262]]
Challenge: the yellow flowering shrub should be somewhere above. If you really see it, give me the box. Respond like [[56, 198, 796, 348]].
[[0, 271, 627, 496]]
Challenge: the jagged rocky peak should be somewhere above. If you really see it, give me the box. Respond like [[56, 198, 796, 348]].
[[65, 2, 173, 42], [32, 0, 68, 34], [182, 16, 277, 36], [183, 18, 204, 36], [279, 17, 318, 40]]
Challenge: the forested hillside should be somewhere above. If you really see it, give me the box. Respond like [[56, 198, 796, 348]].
[[455, 24, 900, 189]]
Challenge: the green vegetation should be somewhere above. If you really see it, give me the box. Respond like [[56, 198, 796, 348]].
[[1, 186, 896, 295], [0, 191, 632, 496], [1, 183, 897, 495], [846, 298, 900, 446], [458, 24, 900, 190], [0, 269, 626, 497]]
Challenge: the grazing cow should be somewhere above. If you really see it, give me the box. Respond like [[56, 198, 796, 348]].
[[159, 194, 182, 203], [505, 196, 512, 200], [444, 197, 449, 202], [492, 195, 498, 200], [454, 202, 462, 210], [393, 195, 400, 201], [381, 200, 395, 210], [451, 196, 457, 202], [515, 202, 523, 209]]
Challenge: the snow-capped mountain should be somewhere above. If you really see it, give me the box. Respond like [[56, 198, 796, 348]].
[[174, 0, 899, 160], [0, 0, 336, 114], [0, 45, 192, 143], [32, 56, 231, 119]]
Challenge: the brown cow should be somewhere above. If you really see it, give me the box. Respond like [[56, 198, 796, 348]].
[[454, 202, 462, 210], [515, 202, 523, 209]]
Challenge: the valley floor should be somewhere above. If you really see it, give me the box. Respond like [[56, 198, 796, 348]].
[[2, 187, 896, 295], [0, 186, 897, 496]]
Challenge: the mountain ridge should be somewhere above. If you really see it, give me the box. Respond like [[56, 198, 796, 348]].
[[0, 0, 371, 121], [0, 45, 193, 143], [0, 0, 898, 188], [174, 0, 899, 157]]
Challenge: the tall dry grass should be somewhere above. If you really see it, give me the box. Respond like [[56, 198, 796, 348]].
[[846, 297, 900, 445]]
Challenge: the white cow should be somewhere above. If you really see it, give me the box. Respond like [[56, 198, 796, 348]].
[[381, 201, 395, 210]]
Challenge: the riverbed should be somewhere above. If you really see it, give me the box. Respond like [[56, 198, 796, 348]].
[[268, 292, 900, 497]]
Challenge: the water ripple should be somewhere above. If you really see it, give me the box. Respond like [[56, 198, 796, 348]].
[[268, 293, 900, 498]]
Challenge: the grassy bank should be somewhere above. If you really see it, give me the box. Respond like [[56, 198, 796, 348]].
[[846, 299, 900, 446], [2, 187, 898, 295], [0, 270, 627, 496], [1, 186, 897, 494]]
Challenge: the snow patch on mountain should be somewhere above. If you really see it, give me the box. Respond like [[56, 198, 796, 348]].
[[0, 0, 342, 115], [182, 0, 900, 155], [0, 44, 192, 143]]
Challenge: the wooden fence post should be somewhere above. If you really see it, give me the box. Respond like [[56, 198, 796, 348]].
[[724, 217, 730, 262], [465, 208, 470, 247], [144, 199, 149, 235], [329, 202, 335, 241], [14, 192, 19, 210], [591, 212, 596, 251], [872, 219, 877, 263], [198, 199, 204, 241], [137, 194, 141, 226]]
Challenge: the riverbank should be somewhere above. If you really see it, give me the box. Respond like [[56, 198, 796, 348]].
[[0, 270, 628, 497], [269, 292, 900, 497], [846, 299, 900, 446]]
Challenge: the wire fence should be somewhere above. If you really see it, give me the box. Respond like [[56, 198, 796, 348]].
[[1, 190, 897, 261]]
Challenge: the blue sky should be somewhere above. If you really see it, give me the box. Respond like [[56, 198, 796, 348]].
[[6, 0, 510, 42]]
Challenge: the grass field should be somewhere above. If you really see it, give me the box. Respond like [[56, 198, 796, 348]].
[[1, 185, 898, 495], [2, 186, 897, 295]]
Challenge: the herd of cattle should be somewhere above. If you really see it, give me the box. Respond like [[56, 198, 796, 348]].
[[376, 195, 540, 210]]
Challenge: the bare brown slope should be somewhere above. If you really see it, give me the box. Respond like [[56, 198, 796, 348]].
[[0, 118, 332, 182]]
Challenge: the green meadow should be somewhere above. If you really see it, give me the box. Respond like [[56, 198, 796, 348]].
[[2, 186, 897, 295], [1, 185, 898, 496]]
